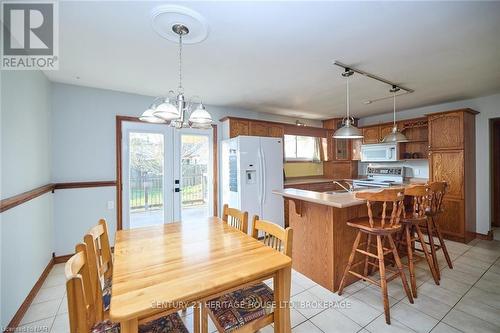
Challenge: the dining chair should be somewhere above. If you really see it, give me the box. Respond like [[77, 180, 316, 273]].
[[397, 185, 440, 298], [84, 219, 113, 314], [201, 216, 293, 333], [337, 188, 413, 325], [65, 243, 188, 333], [424, 181, 453, 279], [222, 204, 248, 233]]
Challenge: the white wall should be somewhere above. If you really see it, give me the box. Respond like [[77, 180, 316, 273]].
[[50, 83, 321, 255], [0, 70, 53, 328], [359, 93, 500, 235]]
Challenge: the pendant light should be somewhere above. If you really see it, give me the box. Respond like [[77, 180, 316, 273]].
[[140, 24, 212, 128], [333, 69, 364, 139], [382, 86, 409, 143]]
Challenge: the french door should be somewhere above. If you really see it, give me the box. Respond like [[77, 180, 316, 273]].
[[121, 122, 213, 229]]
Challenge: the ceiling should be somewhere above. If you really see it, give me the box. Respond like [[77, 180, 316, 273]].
[[45, 1, 500, 119]]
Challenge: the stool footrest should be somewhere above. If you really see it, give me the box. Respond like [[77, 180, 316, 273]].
[[348, 271, 381, 287]]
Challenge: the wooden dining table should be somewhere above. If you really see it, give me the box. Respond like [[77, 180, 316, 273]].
[[109, 217, 292, 333]]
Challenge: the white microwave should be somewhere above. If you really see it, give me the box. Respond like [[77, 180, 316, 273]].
[[360, 143, 398, 162]]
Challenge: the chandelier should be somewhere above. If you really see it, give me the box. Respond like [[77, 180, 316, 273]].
[[140, 24, 212, 128]]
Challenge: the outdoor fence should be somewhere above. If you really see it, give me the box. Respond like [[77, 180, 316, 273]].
[[130, 164, 208, 211]]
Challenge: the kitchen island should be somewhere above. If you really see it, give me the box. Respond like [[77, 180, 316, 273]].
[[273, 188, 373, 292]]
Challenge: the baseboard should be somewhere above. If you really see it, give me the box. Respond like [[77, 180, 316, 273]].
[[475, 230, 494, 241], [53, 252, 73, 264], [4, 258, 55, 333]]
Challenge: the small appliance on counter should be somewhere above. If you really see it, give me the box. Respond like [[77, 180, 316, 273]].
[[353, 166, 407, 189]]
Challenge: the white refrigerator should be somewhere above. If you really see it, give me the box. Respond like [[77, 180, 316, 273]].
[[221, 136, 284, 233]]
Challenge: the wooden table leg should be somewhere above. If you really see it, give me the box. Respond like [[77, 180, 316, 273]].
[[274, 266, 291, 333], [121, 319, 138, 333]]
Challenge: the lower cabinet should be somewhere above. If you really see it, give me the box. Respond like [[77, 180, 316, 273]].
[[433, 198, 465, 240]]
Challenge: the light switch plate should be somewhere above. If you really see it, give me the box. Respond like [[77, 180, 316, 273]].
[[107, 201, 114, 210]]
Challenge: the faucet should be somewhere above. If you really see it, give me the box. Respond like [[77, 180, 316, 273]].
[[333, 180, 354, 193]]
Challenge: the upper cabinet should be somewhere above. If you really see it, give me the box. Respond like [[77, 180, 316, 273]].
[[228, 119, 249, 138], [362, 126, 380, 144], [223, 117, 284, 139], [379, 124, 394, 141], [428, 111, 464, 150]]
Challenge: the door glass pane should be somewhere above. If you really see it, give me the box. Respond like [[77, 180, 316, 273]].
[[181, 134, 209, 221], [129, 132, 164, 228]]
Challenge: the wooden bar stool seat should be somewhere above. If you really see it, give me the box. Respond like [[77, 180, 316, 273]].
[[338, 188, 414, 325], [347, 218, 402, 235]]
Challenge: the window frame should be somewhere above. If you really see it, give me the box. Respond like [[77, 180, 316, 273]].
[[284, 134, 318, 162]]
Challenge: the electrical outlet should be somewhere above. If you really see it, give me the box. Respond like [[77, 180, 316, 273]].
[[414, 169, 420, 176], [107, 201, 114, 210]]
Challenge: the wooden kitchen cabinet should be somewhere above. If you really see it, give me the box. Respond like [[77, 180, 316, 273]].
[[428, 111, 464, 150], [249, 121, 270, 136], [429, 150, 464, 199], [228, 119, 249, 138], [428, 109, 478, 243], [434, 198, 465, 239], [379, 124, 394, 141], [268, 124, 285, 137], [222, 117, 285, 139], [362, 126, 380, 144]]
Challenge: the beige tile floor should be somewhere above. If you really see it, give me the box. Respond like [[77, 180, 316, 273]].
[[17, 238, 500, 333]]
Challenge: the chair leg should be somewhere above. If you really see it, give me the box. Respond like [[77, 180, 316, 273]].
[[338, 231, 362, 295], [387, 234, 414, 304], [415, 225, 440, 285], [432, 216, 453, 269], [364, 234, 373, 277], [405, 225, 417, 298], [426, 218, 441, 280], [201, 302, 208, 333], [377, 235, 391, 325]]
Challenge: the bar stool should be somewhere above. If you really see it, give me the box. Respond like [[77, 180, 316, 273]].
[[398, 185, 440, 298], [424, 181, 453, 279], [338, 188, 413, 325]]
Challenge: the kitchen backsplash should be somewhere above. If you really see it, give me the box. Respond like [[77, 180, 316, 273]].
[[284, 162, 324, 178], [358, 160, 429, 179]]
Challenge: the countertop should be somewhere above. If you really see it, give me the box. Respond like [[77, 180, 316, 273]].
[[284, 177, 335, 186], [283, 177, 429, 186], [273, 188, 368, 208]]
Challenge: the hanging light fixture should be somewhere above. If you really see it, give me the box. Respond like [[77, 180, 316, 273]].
[[333, 69, 364, 139], [382, 86, 409, 143], [140, 24, 212, 128]]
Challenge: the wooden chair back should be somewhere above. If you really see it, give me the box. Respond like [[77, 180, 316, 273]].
[[404, 185, 429, 218], [426, 181, 447, 215], [84, 219, 113, 281], [84, 219, 113, 319], [251, 216, 293, 258], [355, 188, 405, 228], [222, 204, 248, 233], [65, 243, 100, 333]]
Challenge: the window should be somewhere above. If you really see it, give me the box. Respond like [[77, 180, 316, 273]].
[[284, 135, 321, 161]]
